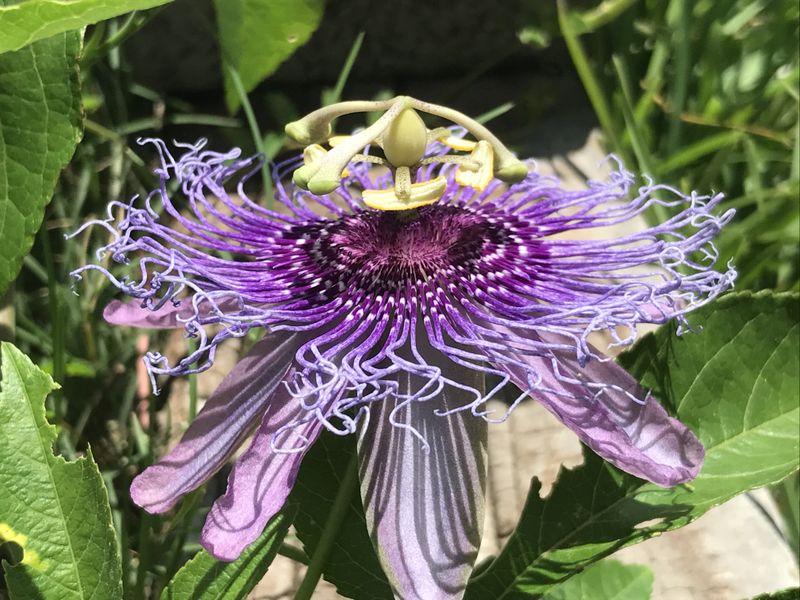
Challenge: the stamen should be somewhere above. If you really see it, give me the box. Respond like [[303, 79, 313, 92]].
[[284, 96, 529, 207], [303, 143, 328, 165], [362, 176, 448, 211], [440, 136, 478, 152], [456, 140, 494, 191], [284, 99, 395, 145], [351, 153, 388, 166], [407, 98, 528, 183], [328, 135, 351, 147]]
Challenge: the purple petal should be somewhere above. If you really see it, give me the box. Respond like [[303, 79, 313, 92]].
[[104, 299, 192, 328], [103, 299, 187, 329], [492, 332, 703, 486], [103, 296, 241, 328], [358, 369, 488, 600], [130, 330, 301, 512], [200, 383, 339, 561]]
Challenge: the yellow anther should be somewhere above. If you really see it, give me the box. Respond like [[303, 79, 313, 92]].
[[382, 108, 428, 167], [328, 135, 351, 147], [456, 140, 494, 191], [303, 144, 328, 165], [363, 176, 448, 211], [440, 136, 477, 152]]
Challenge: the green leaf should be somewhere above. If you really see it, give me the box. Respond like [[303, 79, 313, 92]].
[[541, 560, 653, 600], [214, 0, 325, 113], [161, 505, 295, 600], [0, 31, 82, 295], [0, 342, 122, 599], [290, 432, 393, 600], [0, 0, 172, 54], [749, 588, 800, 600], [466, 291, 799, 599]]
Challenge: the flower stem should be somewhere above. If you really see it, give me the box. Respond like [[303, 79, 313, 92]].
[[293, 450, 359, 600], [278, 542, 309, 565], [187, 338, 198, 421]]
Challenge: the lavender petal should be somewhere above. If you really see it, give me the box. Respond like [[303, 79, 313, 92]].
[[200, 381, 343, 561], [490, 330, 704, 486], [130, 330, 301, 512], [358, 367, 487, 600]]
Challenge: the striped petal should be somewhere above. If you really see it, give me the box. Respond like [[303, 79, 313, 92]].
[[490, 330, 703, 486], [103, 296, 241, 329], [130, 330, 300, 512], [358, 367, 487, 600], [200, 382, 345, 561]]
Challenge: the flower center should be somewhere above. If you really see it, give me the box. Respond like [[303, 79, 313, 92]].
[[293, 205, 523, 295]]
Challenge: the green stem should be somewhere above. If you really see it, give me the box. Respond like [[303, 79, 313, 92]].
[[188, 341, 198, 421], [612, 55, 669, 225], [41, 226, 64, 416], [475, 102, 515, 125], [82, 9, 164, 67], [325, 31, 365, 106], [134, 389, 158, 599], [83, 119, 146, 168], [658, 130, 741, 174], [134, 513, 153, 600], [227, 65, 272, 204], [579, 0, 638, 32], [611, 55, 656, 176], [665, 0, 690, 154], [162, 489, 203, 584], [278, 542, 309, 565], [294, 451, 359, 600]]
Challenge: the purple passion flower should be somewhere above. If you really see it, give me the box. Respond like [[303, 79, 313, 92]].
[[71, 98, 735, 600]]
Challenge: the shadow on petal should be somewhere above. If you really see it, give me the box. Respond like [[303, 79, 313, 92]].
[[359, 365, 487, 600], [130, 330, 302, 512], [484, 327, 703, 487], [201, 380, 348, 561]]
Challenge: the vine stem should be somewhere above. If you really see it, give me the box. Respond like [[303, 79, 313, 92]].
[[293, 450, 360, 600]]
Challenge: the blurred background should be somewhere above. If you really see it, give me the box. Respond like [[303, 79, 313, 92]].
[[1, 0, 797, 597]]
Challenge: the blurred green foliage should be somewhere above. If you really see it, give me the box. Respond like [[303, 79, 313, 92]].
[[557, 0, 799, 291]]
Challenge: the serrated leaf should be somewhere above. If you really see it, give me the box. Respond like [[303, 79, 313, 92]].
[[161, 505, 295, 600], [0, 0, 173, 54], [466, 291, 800, 599], [290, 432, 393, 600], [541, 560, 653, 600], [0, 30, 82, 295], [214, 0, 325, 113], [0, 342, 122, 599]]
